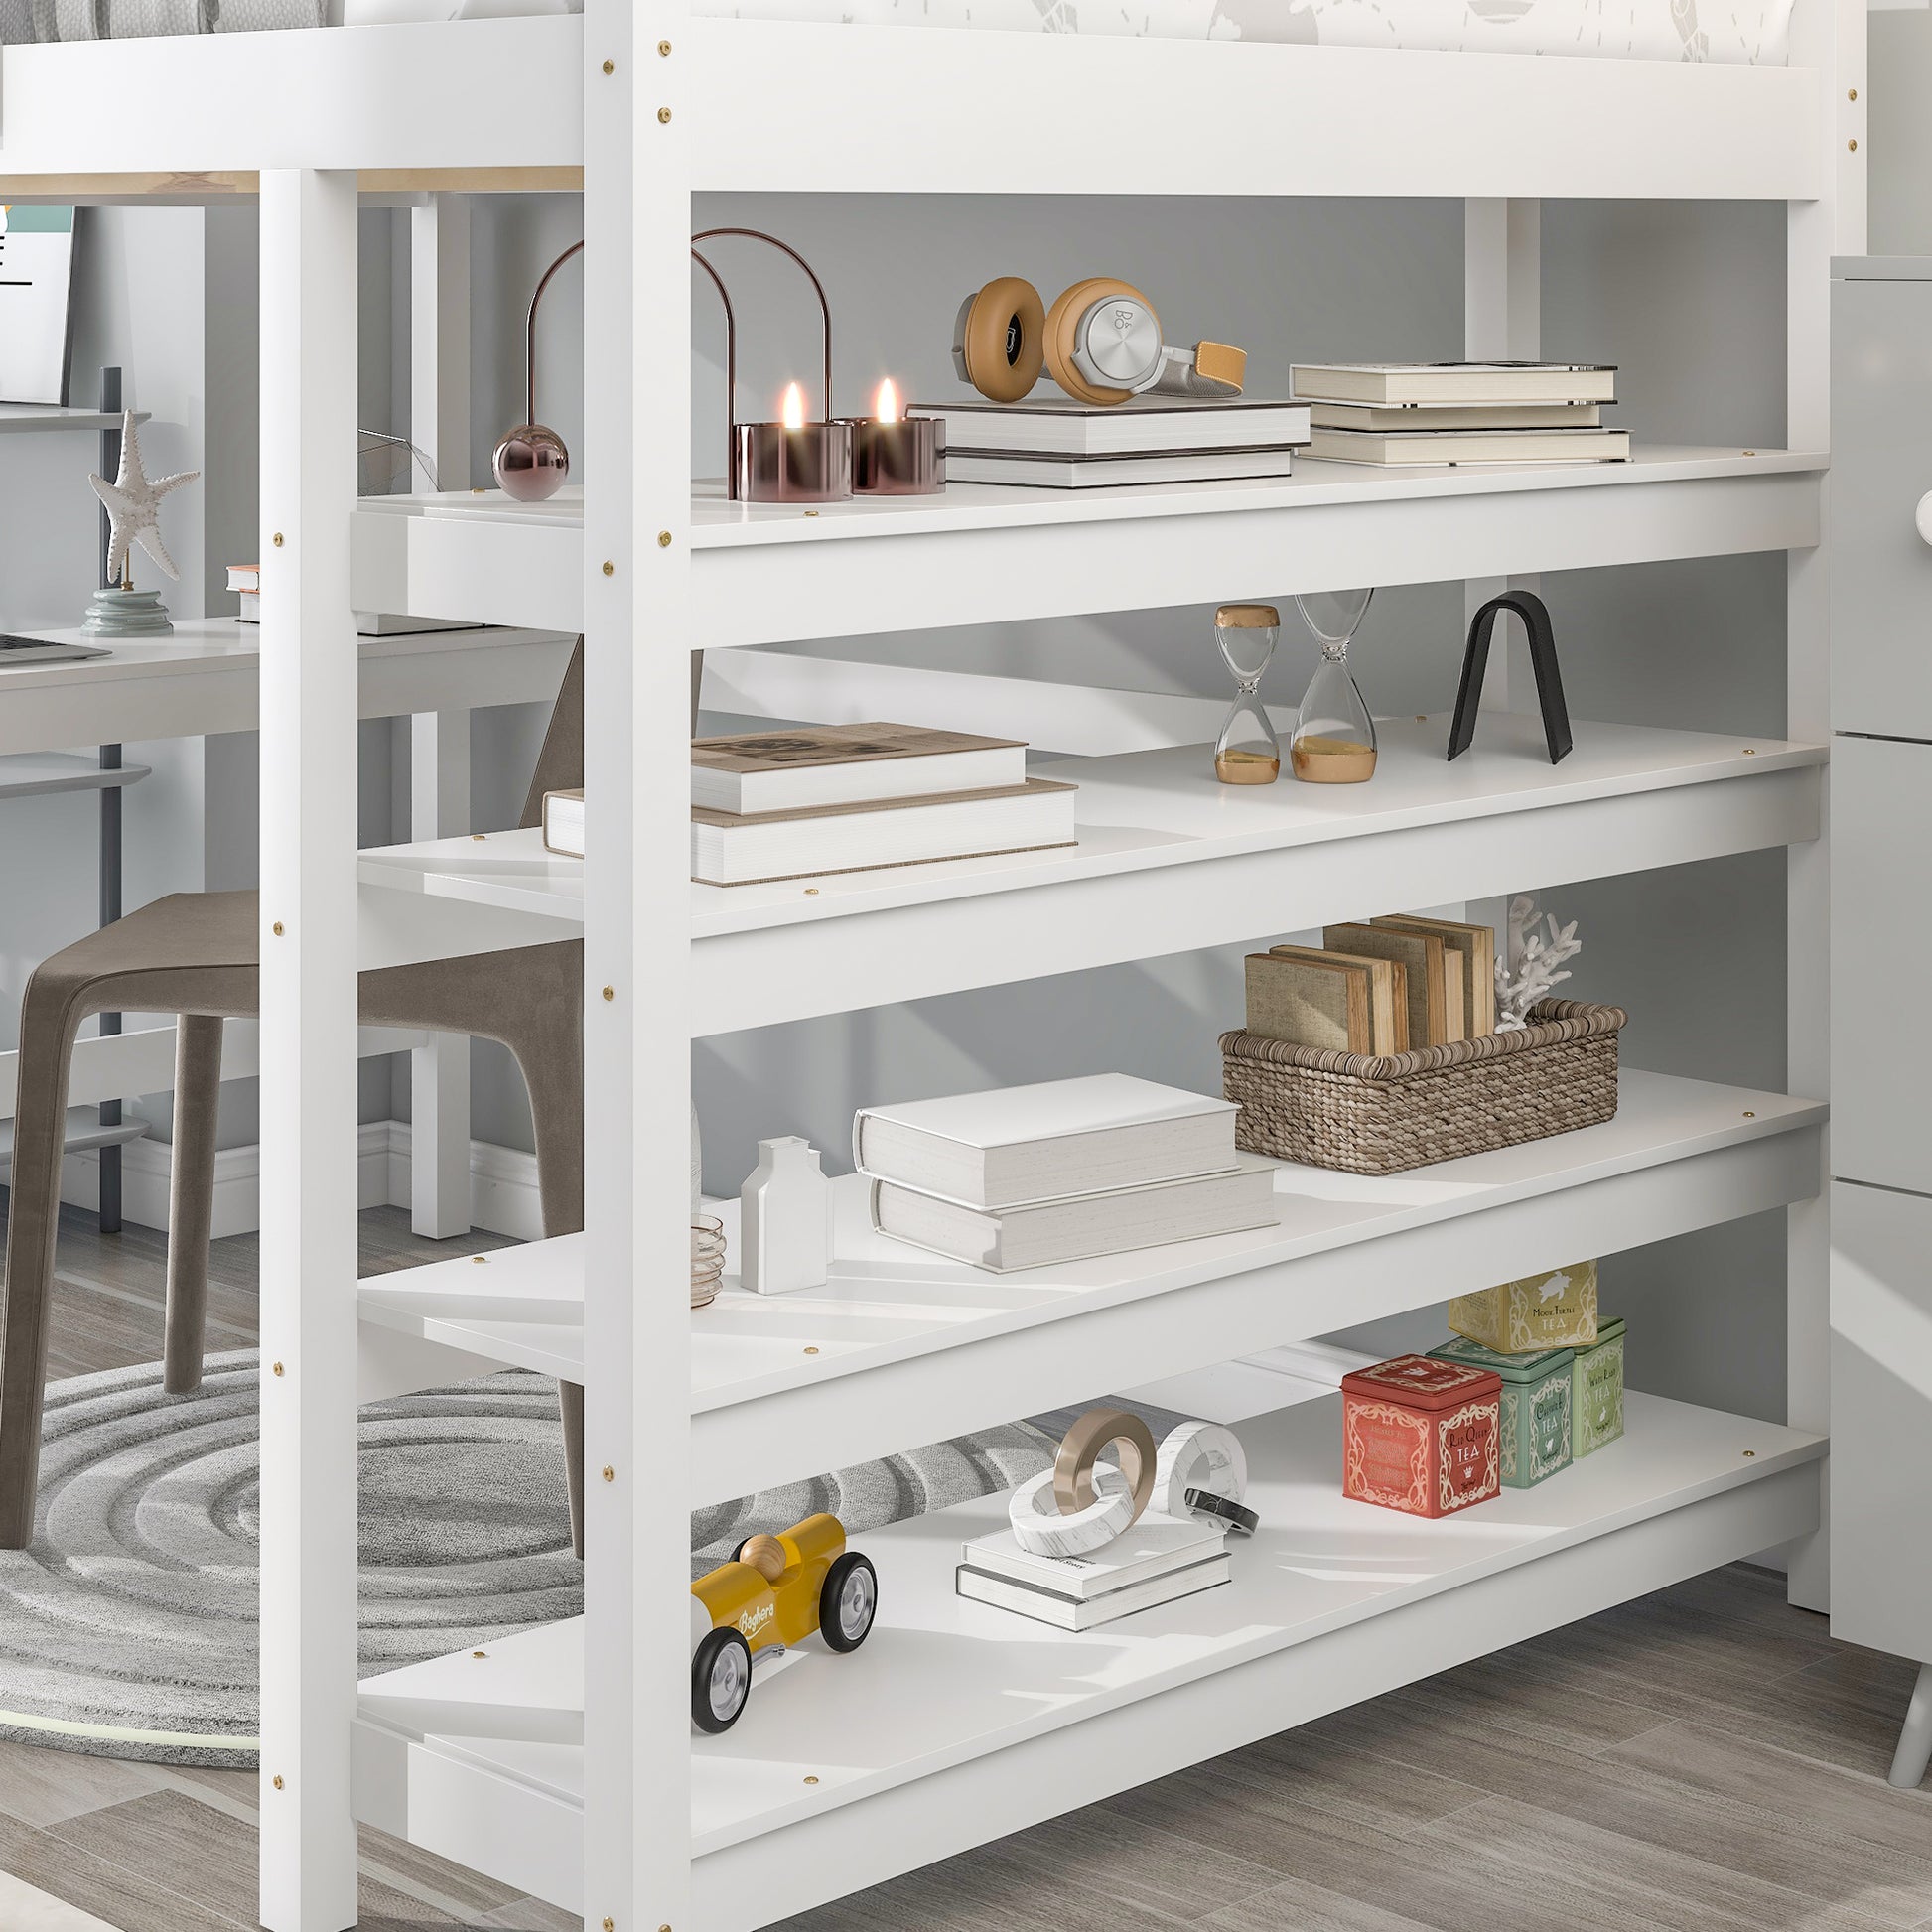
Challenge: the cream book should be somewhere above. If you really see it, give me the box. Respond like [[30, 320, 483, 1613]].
[[1290, 361, 1618, 407], [912, 396, 1311, 457], [1323, 923, 1464, 1049], [691, 723, 1027, 815], [855, 1072, 1238, 1210], [1250, 946, 1408, 1055], [1308, 425, 1630, 467], [1374, 914, 1498, 1036], [961, 1513, 1226, 1600], [955, 1554, 1230, 1630], [870, 1154, 1279, 1272], [1308, 401, 1601, 432]]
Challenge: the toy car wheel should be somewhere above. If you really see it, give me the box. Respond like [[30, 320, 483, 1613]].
[[818, 1551, 878, 1652], [692, 1627, 752, 1733]]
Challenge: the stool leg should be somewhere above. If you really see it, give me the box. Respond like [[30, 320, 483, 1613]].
[[164, 1016, 223, 1396], [559, 1379, 586, 1561], [1890, 1662, 1932, 1789], [0, 981, 85, 1548]]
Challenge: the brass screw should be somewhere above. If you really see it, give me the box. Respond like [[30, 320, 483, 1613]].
[[1743, 1449, 1756, 1458], [472, 486, 486, 495], [804, 888, 819, 896], [271, 921, 285, 937], [474, 1650, 487, 1659], [602, 58, 614, 73], [602, 986, 615, 1002], [473, 831, 487, 840], [658, 38, 671, 54], [804, 1346, 819, 1355], [602, 1465, 616, 1483], [272, 1361, 284, 1377], [658, 530, 673, 548], [802, 509, 820, 517], [272, 1774, 284, 1790], [804, 1774, 819, 1786], [657, 106, 673, 123], [1743, 1111, 1756, 1119], [1742, 748, 1756, 755], [1742, 450, 1758, 457], [603, 560, 616, 576], [272, 532, 284, 547], [1850, 138, 1859, 152], [1415, 714, 1427, 723], [473, 1254, 488, 1264], [1850, 86, 1859, 100]]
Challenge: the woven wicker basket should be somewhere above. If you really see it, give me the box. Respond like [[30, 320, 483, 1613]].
[[1219, 998, 1626, 1176]]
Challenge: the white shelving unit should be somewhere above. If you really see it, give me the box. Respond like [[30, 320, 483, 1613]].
[[0, 2, 1863, 1928]]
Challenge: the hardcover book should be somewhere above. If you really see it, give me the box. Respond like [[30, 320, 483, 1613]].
[[691, 723, 1028, 815], [944, 448, 1298, 489], [910, 396, 1312, 457], [1290, 361, 1618, 407], [1308, 401, 1601, 432], [1307, 425, 1630, 467], [1322, 923, 1464, 1049], [1250, 945, 1408, 1055], [955, 1554, 1230, 1630], [1372, 913, 1498, 1037], [961, 1513, 1226, 1600]]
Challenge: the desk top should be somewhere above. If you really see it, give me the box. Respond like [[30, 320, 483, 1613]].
[[0, 620, 577, 754]]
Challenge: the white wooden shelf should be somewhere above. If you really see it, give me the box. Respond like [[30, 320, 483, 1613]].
[[356, 1068, 1824, 1510], [0, 1105, 148, 1169], [0, 754, 149, 799], [0, 20, 1819, 204], [352, 1388, 1826, 1923], [350, 449, 1825, 645], [0, 405, 149, 435], [356, 714, 1825, 1033]]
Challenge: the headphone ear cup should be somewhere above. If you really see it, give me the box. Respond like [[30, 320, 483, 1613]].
[[1043, 278, 1159, 406], [956, 276, 1045, 402]]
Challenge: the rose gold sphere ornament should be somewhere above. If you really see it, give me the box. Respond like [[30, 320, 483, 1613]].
[[493, 239, 583, 502], [691, 226, 854, 504]]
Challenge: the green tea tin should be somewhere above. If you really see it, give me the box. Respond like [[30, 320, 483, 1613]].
[[1430, 1334, 1574, 1488], [1571, 1314, 1625, 1457]]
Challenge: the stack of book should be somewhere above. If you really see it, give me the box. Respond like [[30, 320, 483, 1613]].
[[956, 1509, 1229, 1630], [909, 397, 1312, 489], [854, 1072, 1279, 1272], [1289, 362, 1629, 467], [541, 723, 1079, 887], [1244, 914, 1498, 1054]]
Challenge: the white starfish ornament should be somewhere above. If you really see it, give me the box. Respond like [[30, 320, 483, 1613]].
[[88, 412, 198, 586]]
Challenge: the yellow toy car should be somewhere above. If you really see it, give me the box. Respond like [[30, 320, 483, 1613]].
[[689, 1512, 878, 1733]]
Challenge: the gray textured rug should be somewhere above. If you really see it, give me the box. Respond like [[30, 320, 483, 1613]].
[[0, 1350, 1053, 1767]]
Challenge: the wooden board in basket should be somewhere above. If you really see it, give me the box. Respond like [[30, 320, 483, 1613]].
[[1218, 998, 1625, 1176]]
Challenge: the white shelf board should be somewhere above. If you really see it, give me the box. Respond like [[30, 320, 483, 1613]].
[[0, 620, 575, 759], [0, 19, 1818, 204], [0, 405, 149, 435], [355, 714, 1825, 1034], [350, 451, 1825, 645], [0, 754, 149, 798], [0, 1106, 148, 1168], [352, 1389, 1826, 1924], [354, 1068, 1825, 1509]]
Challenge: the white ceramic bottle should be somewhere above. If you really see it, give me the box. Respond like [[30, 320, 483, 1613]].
[[740, 1136, 831, 1296]]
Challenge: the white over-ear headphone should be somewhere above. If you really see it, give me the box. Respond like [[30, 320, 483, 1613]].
[[953, 275, 1247, 407]]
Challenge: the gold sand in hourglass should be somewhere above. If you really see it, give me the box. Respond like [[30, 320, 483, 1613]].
[[1214, 747, 1282, 784], [1290, 735, 1378, 783]]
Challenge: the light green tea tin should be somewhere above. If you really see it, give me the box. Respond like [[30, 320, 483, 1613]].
[[1571, 1314, 1625, 1457], [1429, 1334, 1574, 1489]]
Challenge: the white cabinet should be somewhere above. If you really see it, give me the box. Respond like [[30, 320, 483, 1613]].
[[1831, 1179, 1932, 1669]]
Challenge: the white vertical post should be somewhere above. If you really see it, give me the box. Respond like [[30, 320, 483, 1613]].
[[407, 194, 475, 1237], [256, 168, 361, 1932], [1792, 0, 1863, 1614], [1464, 198, 1542, 714], [583, 3, 692, 1929]]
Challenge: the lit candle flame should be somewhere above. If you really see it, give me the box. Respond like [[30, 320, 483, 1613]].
[[780, 381, 805, 431], [875, 377, 901, 424]]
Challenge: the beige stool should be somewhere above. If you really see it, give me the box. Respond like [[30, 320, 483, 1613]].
[[0, 643, 591, 1554]]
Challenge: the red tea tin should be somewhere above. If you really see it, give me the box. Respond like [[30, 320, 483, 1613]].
[[1340, 1354, 1503, 1519]]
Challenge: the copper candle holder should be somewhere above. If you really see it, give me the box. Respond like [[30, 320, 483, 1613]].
[[692, 226, 853, 504], [844, 409, 946, 496]]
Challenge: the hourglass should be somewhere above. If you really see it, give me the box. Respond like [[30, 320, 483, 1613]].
[[1291, 587, 1378, 783], [1212, 603, 1282, 785]]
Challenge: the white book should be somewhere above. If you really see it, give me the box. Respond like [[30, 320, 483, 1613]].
[[226, 564, 259, 593], [956, 1555, 1231, 1630], [691, 723, 1028, 815], [912, 397, 1311, 457], [1308, 401, 1601, 431], [962, 1513, 1226, 1600], [1290, 361, 1618, 406], [687, 778, 1076, 887], [855, 1072, 1239, 1210], [946, 448, 1296, 490], [1308, 425, 1631, 467], [870, 1154, 1280, 1273]]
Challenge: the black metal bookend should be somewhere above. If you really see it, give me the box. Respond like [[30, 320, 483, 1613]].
[[1446, 589, 1574, 765]]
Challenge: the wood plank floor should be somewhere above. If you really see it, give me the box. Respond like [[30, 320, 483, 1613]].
[[0, 1201, 1923, 1932]]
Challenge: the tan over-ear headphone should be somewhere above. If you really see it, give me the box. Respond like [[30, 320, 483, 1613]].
[[953, 275, 1247, 406]]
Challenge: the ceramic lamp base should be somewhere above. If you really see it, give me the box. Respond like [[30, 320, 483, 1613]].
[[81, 588, 172, 636]]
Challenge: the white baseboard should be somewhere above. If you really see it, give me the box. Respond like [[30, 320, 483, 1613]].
[[62, 1120, 543, 1243]]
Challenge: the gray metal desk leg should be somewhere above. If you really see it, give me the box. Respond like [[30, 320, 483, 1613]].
[[95, 369, 124, 1236]]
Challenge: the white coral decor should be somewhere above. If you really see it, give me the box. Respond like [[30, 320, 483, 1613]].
[[1494, 894, 1583, 1033]]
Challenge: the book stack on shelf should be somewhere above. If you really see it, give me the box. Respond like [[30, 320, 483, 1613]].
[[854, 1072, 1280, 1272], [1289, 362, 1630, 467], [910, 397, 1312, 489], [956, 1509, 1229, 1629], [542, 722, 1079, 885]]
